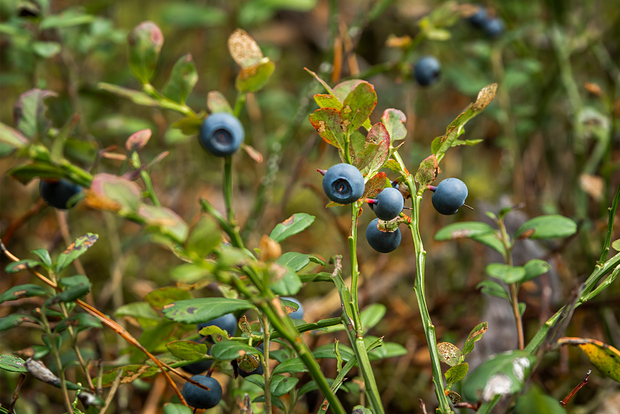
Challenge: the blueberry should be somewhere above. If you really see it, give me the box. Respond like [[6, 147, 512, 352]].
[[281, 297, 304, 320], [234, 346, 264, 378], [322, 163, 365, 204], [199, 113, 244, 157], [373, 187, 404, 221], [182, 375, 222, 409], [482, 17, 505, 38], [365, 218, 401, 253], [197, 313, 238, 341], [413, 56, 441, 87], [431, 178, 468, 215], [467, 7, 489, 29], [39, 179, 82, 210], [181, 344, 213, 375]]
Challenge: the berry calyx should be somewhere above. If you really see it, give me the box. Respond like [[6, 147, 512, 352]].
[[373, 187, 404, 221], [365, 218, 402, 253], [182, 375, 222, 409], [431, 178, 469, 215], [199, 113, 244, 157], [322, 163, 365, 204], [39, 179, 83, 210]]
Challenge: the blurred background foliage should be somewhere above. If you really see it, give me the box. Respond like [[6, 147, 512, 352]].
[[1, 0, 620, 412]]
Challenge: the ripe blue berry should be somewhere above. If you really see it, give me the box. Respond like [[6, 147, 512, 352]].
[[322, 163, 364, 204], [482, 17, 505, 38], [199, 113, 244, 157], [198, 313, 238, 342], [281, 297, 304, 320], [39, 179, 82, 209], [365, 218, 401, 253], [373, 187, 404, 221], [413, 56, 441, 87], [182, 375, 222, 409], [467, 7, 489, 29], [182, 343, 213, 375], [431, 178, 468, 215]]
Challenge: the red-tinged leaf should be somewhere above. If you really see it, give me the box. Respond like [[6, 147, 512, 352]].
[[243, 144, 263, 163], [381, 109, 407, 143], [85, 173, 142, 213], [414, 154, 439, 188], [207, 91, 233, 114], [309, 107, 345, 150], [126, 129, 151, 151], [0, 122, 29, 150], [363, 172, 390, 199], [235, 58, 275, 93], [558, 337, 620, 382], [341, 82, 377, 133], [128, 21, 164, 84], [138, 204, 189, 243], [333, 79, 366, 102], [314, 94, 342, 110], [363, 122, 390, 174]]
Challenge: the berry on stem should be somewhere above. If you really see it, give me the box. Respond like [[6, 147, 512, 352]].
[[365, 218, 401, 253], [199, 113, 244, 157], [39, 179, 83, 210], [182, 375, 222, 409], [322, 163, 365, 204], [198, 313, 238, 342], [413, 56, 441, 87], [431, 178, 469, 215], [181, 343, 214, 375], [373, 187, 404, 220]]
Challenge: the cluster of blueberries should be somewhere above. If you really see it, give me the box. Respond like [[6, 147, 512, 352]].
[[181, 297, 303, 410], [321, 163, 468, 253], [412, 5, 505, 88]]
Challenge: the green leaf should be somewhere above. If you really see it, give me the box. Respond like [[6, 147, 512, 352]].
[[0, 354, 27, 373], [314, 93, 342, 110], [128, 21, 164, 84], [471, 232, 506, 255], [207, 91, 233, 114], [360, 304, 386, 332], [486, 264, 526, 284], [414, 154, 439, 189], [272, 357, 308, 375], [0, 314, 36, 332], [522, 259, 550, 282], [515, 386, 567, 414], [40, 9, 94, 29], [162, 298, 255, 324], [432, 83, 497, 163], [367, 339, 407, 360], [97, 364, 160, 386], [269, 213, 315, 243], [185, 216, 221, 258], [435, 221, 497, 241], [98, 82, 159, 106], [0, 284, 50, 305], [53, 313, 102, 334], [236, 58, 275, 93], [14, 89, 57, 139], [50, 114, 80, 163], [341, 81, 376, 133], [309, 107, 345, 150], [463, 322, 488, 355], [298, 378, 350, 396], [166, 340, 209, 361], [211, 341, 260, 361], [477, 280, 509, 300], [437, 342, 462, 366], [352, 406, 373, 414], [270, 374, 299, 397], [170, 263, 214, 284], [115, 302, 161, 329], [32, 41, 61, 58], [381, 108, 407, 143], [268, 263, 302, 296], [47, 275, 92, 304], [515, 215, 577, 240], [350, 123, 390, 175], [145, 287, 192, 311], [313, 343, 355, 361], [55, 233, 99, 274], [31, 249, 52, 269], [162, 54, 198, 104], [0, 122, 28, 152], [253, 395, 286, 411], [6, 162, 66, 185], [5, 259, 43, 274], [276, 252, 311, 272], [163, 403, 194, 414], [462, 351, 535, 402], [161, 3, 227, 28], [445, 362, 469, 385]]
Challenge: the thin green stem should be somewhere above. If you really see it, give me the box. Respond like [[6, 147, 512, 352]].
[[142, 83, 196, 117], [349, 202, 361, 318], [224, 156, 235, 224], [233, 93, 247, 117], [404, 173, 453, 414], [40, 310, 74, 414], [260, 314, 272, 414]]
